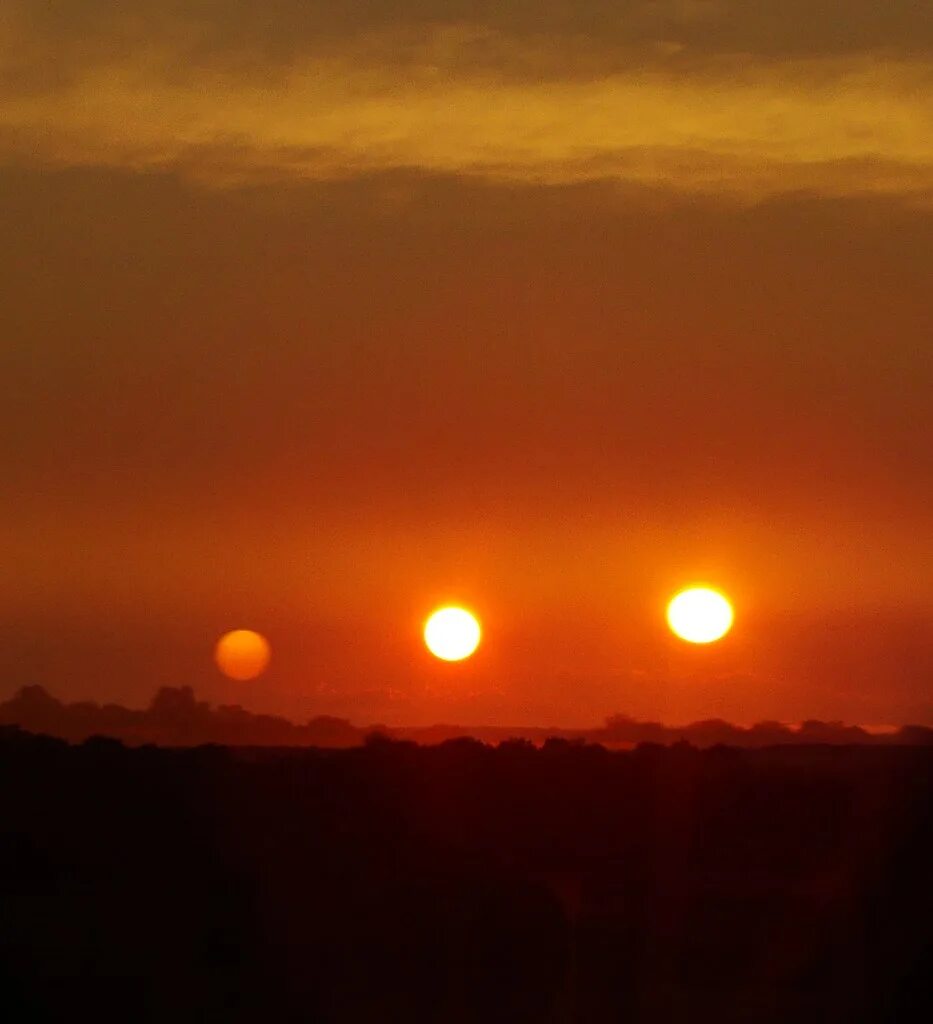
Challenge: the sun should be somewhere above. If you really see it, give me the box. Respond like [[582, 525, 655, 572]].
[[666, 587, 734, 644], [214, 629, 271, 680], [424, 607, 482, 662]]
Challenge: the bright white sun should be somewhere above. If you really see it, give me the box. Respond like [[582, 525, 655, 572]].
[[424, 607, 482, 662], [666, 587, 734, 644]]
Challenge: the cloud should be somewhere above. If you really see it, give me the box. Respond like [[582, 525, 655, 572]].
[[2, 7, 932, 200]]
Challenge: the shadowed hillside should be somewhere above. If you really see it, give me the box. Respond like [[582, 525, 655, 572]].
[[1, 729, 930, 1022]]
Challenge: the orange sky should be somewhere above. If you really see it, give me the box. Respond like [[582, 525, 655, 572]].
[[1, 2, 931, 726]]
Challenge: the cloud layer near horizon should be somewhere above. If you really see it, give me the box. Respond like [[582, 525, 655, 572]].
[[3, 2, 933, 199]]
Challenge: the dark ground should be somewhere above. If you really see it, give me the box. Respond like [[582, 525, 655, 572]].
[[1, 729, 930, 1023]]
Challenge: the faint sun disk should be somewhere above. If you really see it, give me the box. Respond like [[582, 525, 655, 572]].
[[215, 629, 271, 680], [667, 587, 734, 644], [424, 607, 482, 662]]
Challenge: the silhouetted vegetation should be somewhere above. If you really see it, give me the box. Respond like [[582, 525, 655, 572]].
[[1, 726, 930, 1022], [2, 685, 930, 749]]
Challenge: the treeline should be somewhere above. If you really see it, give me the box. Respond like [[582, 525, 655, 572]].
[[0, 684, 930, 749], [1, 730, 930, 1022]]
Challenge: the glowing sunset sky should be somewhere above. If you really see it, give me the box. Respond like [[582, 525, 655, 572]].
[[1, 1, 931, 726]]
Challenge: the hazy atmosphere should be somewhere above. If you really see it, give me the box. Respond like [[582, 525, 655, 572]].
[[2, 1, 931, 727]]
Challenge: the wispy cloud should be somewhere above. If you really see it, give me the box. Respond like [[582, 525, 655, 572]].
[[2, 12, 932, 199]]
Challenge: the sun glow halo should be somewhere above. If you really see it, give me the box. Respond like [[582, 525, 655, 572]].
[[666, 587, 734, 644], [424, 607, 482, 662]]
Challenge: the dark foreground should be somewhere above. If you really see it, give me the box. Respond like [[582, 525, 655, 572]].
[[2, 730, 930, 1023]]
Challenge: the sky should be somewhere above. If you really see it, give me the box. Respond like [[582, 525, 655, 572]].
[[1, 1, 931, 727]]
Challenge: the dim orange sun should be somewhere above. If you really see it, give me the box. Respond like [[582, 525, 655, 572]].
[[424, 607, 482, 662], [666, 587, 734, 644], [214, 629, 271, 680]]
